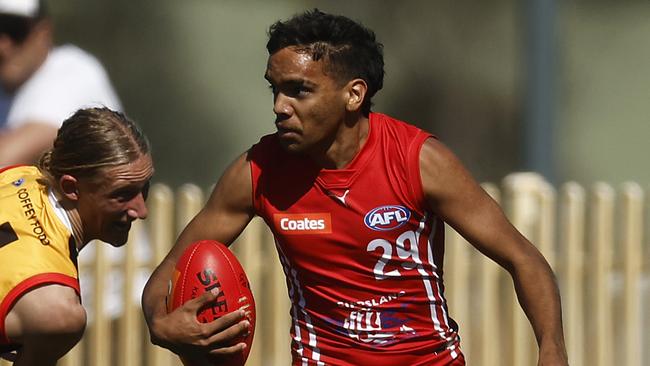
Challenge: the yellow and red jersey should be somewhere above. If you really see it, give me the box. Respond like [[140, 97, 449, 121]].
[[0, 165, 79, 346]]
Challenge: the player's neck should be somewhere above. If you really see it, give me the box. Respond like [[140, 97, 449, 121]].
[[66, 209, 85, 250], [311, 115, 370, 170], [53, 188, 86, 249]]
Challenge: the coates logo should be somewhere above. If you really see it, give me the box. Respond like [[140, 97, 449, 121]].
[[364, 205, 411, 231], [274, 213, 332, 235]]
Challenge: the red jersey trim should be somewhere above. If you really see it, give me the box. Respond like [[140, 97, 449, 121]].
[[406, 132, 434, 212], [0, 165, 27, 175], [249, 138, 280, 216], [248, 156, 259, 214], [0, 273, 80, 345]]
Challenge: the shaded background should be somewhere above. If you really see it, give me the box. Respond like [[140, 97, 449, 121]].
[[46, 0, 650, 189]]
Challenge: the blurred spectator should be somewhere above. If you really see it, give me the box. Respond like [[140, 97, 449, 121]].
[[0, 0, 121, 165]]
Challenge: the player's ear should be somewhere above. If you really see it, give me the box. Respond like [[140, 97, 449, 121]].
[[59, 175, 80, 201], [345, 78, 367, 112]]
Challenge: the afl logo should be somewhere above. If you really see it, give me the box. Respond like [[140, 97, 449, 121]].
[[364, 205, 411, 231]]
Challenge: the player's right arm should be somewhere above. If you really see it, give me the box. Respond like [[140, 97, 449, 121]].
[[142, 151, 255, 358]]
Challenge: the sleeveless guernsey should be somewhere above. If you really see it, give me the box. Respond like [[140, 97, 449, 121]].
[[249, 113, 464, 365]]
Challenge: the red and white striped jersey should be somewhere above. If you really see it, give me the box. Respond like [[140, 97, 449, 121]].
[[250, 113, 464, 365]]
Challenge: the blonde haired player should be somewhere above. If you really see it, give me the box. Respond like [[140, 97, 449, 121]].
[[0, 107, 153, 365]]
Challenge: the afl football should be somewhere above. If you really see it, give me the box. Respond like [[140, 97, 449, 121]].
[[167, 240, 256, 366]]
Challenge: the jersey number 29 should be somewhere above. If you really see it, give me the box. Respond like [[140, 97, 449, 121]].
[[367, 230, 422, 281]]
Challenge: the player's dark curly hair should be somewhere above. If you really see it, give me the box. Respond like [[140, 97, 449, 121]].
[[266, 9, 384, 116]]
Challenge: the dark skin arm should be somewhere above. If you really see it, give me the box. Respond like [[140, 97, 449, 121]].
[[420, 138, 568, 366], [142, 152, 255, 360]]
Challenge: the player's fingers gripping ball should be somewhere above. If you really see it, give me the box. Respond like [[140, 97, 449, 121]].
[[167, 240, 256, 366]]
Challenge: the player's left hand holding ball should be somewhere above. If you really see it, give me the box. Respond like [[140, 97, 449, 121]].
[[165, 240, 257, 366], [152, 291, 249, 363]]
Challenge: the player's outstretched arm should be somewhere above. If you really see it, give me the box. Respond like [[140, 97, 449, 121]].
[[142, 152, 255, 359], [419, 138, 569, 366]]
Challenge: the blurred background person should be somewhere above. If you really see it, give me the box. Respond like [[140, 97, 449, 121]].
[[0, 0, 121, 166]]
